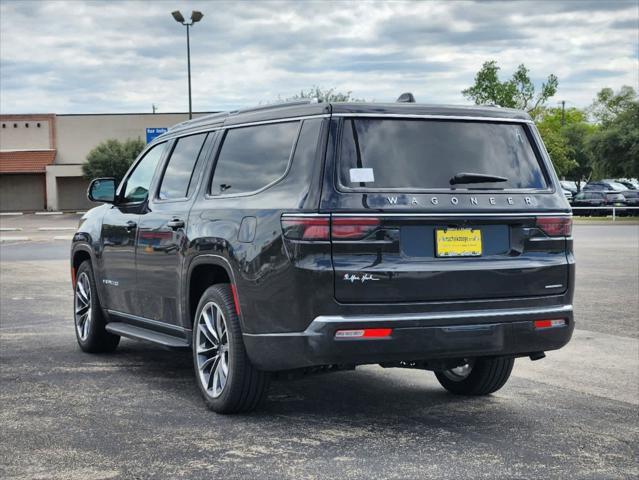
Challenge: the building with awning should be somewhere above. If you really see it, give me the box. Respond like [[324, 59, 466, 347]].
[[0, 111, 213, 212]]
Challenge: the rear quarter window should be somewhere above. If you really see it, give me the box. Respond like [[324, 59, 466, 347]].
[[338, 118, 549, 191], [210, 121, 300, 196]]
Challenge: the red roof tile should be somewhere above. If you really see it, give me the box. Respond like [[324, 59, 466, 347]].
[[0, 150, 56, 173]]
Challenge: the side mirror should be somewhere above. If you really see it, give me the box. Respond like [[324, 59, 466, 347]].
[[88, 177, 116, 203]]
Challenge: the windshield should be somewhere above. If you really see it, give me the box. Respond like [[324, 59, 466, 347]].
[[339, 118, 548, 191]]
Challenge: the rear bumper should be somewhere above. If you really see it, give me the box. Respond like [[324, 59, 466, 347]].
[[243, 305, 574, 371]]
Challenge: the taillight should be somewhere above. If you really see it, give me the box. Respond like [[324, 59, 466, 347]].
[[281, 216, 329, 240], [535, 216, 572, 237], [332, 217, 380, 240], [281, 215, 381, 241]]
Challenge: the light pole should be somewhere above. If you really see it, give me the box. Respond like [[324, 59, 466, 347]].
[[171, 10, 204, 120]]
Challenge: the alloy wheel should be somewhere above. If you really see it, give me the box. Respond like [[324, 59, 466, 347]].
[[196, 302, 229, 398], [74, 272, 92, 341]]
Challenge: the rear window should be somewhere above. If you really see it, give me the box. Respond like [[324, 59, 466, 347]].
[[338, 118, 548, 191]]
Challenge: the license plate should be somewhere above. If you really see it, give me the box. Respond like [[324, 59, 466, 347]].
[[436, 228, 482, 257]]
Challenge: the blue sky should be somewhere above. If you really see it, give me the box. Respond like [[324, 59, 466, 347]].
[[0, 0, 637, 114]]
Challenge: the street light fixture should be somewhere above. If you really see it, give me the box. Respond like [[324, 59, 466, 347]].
[[171, 10, 204, 119]]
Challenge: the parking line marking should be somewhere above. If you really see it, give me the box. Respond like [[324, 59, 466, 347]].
[[37, 227, 76, 231], [0, 236, 31, 243]]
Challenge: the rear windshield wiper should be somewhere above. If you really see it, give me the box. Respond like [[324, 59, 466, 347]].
[[450, 172, 508, 185]]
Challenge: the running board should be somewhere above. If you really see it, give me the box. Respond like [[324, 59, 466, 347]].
[[105, 322, 190, 349]]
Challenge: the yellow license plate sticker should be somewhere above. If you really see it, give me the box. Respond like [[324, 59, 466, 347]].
[[436, 228, 482, 257]]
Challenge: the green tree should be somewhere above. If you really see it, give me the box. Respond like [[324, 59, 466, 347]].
[[587, 98, 639, 178], [83, 138, 146, 185], [462, 61, 558, 118], [286, 86, 364, 103], [535, 107, 596, 182], [535, 122, 575, 178], [588, 85, 637, 124]]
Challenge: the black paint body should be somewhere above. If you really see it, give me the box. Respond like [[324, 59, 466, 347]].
[[71, 102, 575, 371]]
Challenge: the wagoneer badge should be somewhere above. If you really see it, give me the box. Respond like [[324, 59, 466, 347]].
[[386, 196, 534, 206]]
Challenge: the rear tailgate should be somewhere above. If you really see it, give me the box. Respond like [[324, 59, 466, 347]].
[[331, 213, 570, 303], [323, 115, 572, 304]]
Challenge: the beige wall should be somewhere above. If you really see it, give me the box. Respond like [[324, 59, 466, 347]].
[[55, 113, 210, 165], [0, 120, 51, 150]]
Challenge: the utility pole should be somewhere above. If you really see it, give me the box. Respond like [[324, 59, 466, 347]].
[[560, 100, 566, 126], [152, 104, 157, 114]]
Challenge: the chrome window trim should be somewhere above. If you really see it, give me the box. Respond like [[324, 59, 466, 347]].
[[328, 212, 572, 217], [152, 114, 331, 144], [331, 113, 534, 123]]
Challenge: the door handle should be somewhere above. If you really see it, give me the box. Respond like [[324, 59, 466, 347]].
[[167, 218, 185, 230], [125, 220, 137, 231]]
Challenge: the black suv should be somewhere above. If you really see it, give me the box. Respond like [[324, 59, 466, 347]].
[[71, 101, 575, 413]]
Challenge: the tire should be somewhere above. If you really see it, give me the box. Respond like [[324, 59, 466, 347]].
[[434, 356, 514, 396], [192, 284, 269, 414], [74, 260, 120, 353]]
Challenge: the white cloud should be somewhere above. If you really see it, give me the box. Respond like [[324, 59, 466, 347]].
[[0, 0, 636, 113]]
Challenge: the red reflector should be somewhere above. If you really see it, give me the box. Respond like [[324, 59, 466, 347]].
[[231, 284, 241, 315], [363, 328, 392, 337], [335, 328, 392, 338], [281, 217, 330, 240], [534, 319, 566, 329], [70, 267, 76, 287], [332, 217, 380, 240], [535, 216, 572, 237]]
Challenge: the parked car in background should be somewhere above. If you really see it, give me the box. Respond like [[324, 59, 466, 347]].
[[572, 191, 627, 216], [619, 190, 639, 215], [560, 181, 578, 195], [615, 178, 639, 190], [562, 188, 573, 202], [583, 180, 628, 192]]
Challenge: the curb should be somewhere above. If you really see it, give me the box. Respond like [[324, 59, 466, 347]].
[[0, 212, 23, 216]]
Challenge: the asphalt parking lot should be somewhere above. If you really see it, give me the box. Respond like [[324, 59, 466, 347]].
[[1, 222, 637, 479]]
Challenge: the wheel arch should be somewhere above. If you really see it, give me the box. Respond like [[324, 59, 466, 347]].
[[186, 255, 242, 330], [71, 244, 94, 285]]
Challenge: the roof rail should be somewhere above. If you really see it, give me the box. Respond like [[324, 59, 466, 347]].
[[228, 99, 315, 116], [166, 111, 229, 132]]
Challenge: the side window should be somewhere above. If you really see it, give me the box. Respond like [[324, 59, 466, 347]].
[[122, 143, 166, 203], [210, 121, 299, 195], [158, 133, 207, 200]]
